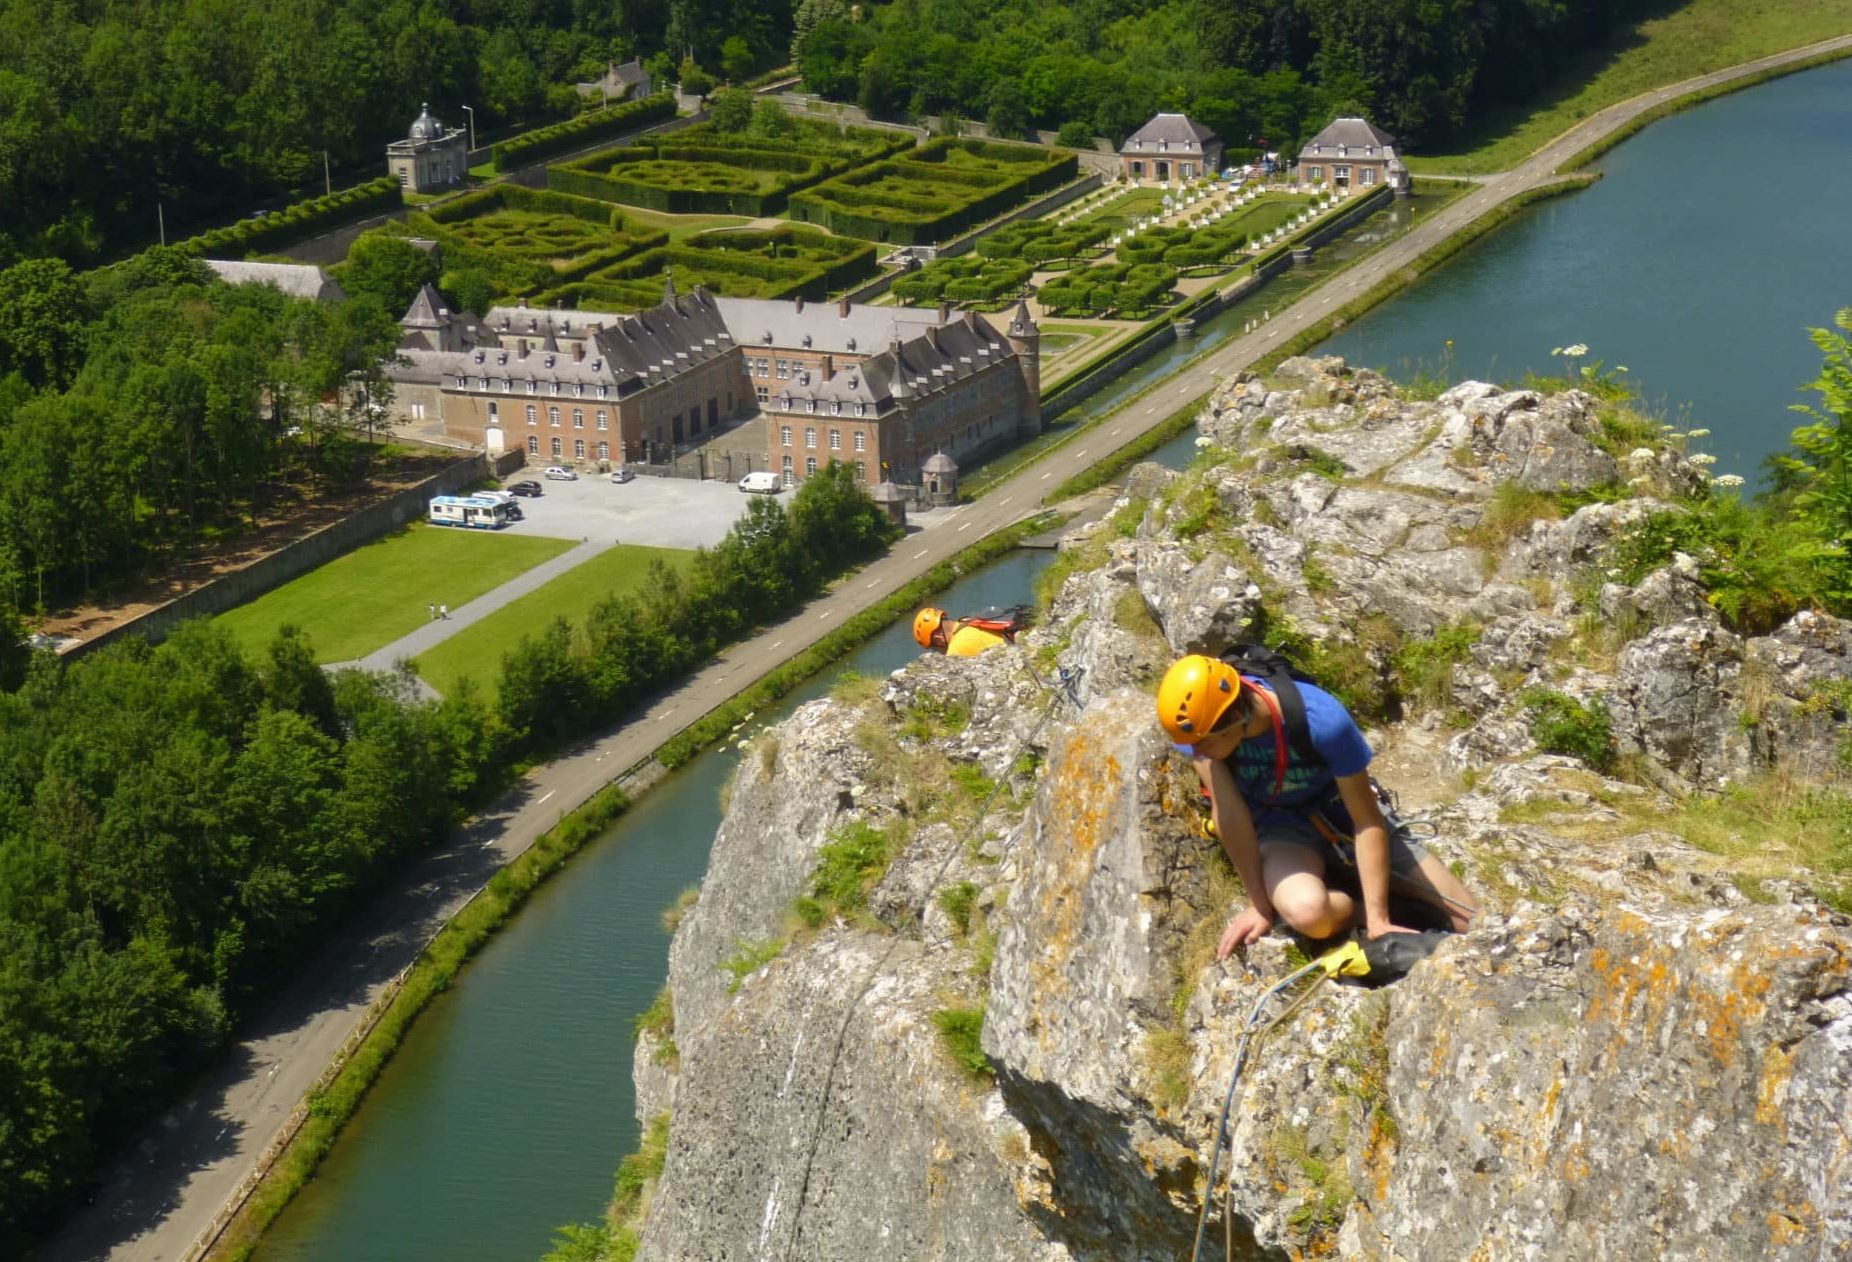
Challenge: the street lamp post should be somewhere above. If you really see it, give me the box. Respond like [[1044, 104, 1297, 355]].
[[460, 105, 476, 153]]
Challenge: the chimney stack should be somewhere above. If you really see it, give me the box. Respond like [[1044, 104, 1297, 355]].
[[838, 297, 851, 318], [795, 295, 805, 314], [517, 298, 527, 309], [519, 339, 529, 358], [937, 301, 951, 324], [574, 342, 584, 362]]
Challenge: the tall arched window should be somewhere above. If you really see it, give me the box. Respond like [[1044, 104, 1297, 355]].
[[574, 439, 585, 459], [551, 437, 562, 456], [548, 407, 560, 427], [525, 404, 537, 425], [572, 409, 584, 429], [528, 435, 539, 454]]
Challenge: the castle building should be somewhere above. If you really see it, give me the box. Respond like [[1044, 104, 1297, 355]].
[[383, 284, 1041, 487], [386, 104, 468, 193]]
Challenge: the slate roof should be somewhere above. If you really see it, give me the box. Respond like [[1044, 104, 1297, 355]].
[[576, 58, 652, 99], [1300, 117, 1400, 157], [1120, 113, 1219, 154], [767, 311, 1011, 414], [205, 260, 346, 304], [714, 296, 946, 358]]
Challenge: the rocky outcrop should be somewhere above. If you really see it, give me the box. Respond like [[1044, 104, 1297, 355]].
[[633, 359, 1852, 1261]]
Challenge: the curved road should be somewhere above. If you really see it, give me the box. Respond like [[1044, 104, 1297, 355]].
[[40, 31, 1852, 1262]]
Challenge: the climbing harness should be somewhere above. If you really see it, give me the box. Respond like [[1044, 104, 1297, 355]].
[[1189, 942, 1372, 1262], [779, 662, 1083, 1260]]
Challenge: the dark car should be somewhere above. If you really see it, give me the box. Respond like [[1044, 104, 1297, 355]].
[[504, 503, 524, 521], [507, 480, 542, 497]]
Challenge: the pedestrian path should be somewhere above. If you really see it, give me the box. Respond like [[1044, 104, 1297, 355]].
[[329, 537, 608, 682]]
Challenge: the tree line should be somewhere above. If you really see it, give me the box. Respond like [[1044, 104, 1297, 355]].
[[0, 249, 404, 617], [794, 0, 1673, 154], [0, 0, 797, 266], [0, 453, 898, 1250]]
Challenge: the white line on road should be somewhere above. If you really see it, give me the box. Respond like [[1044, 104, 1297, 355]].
[[1075, 449, 1089, 459], [535, 791, 555, 806], [957, 521, 972, 532], [1040, 471, 1052, 480], [818, 610, 834, 621], [914, 548, 928, 558], [1111, 428, 1123, 437], [770, 640, 783, 650], [865, 579, 879, 589], [1000, 496, 1013, 506]]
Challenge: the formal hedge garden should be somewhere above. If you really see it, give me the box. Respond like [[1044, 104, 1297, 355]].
[[889, 254, 1035, 308], [176, 177, 403, 259], [536, 225, 877, 312], [371, 185, 666, 304], [787, 138, 1078, 245], [548, 121, 911, 216], [491, 93, 676, 169], [1036, 260, 1178, 318]]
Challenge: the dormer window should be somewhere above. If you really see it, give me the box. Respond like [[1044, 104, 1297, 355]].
[[591, 359, 602, 371], [545, 355, 555, 368], [473, 351, 485, 363], [802, 334, 812, 348], [846, 338, 856, 352]]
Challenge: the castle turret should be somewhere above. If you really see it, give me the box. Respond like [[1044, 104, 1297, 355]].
[[1006, 298, 1042, 438]]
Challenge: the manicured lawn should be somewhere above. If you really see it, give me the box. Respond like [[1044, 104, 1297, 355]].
[[1081, 189, 1165, 235], [613, 205, 751, 243], [414, 543, 696, 697], [1408, 0, 1852, 174], [215, 523, 576, 664]]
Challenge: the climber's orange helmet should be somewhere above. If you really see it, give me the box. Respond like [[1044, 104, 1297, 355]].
[[913, 607, 948, 649], [1157, 655, 1245, 745]]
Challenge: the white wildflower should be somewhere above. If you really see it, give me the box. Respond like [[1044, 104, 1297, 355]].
[[1663, 431, 1685, 440], [1628, 475, 1652, 486], [1627, 448, 1656, 462], [1685, 428, 1710, 438], [1711, 474, 1745, 489], [1563, 343, 1588, 357], [1194, 436, 1213, 448], [1689, 453, 1717, 466]]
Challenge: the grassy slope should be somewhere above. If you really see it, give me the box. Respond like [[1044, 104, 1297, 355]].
[[215, 524, 575, 664], [1408, 0, 1852, 174], [414, 543, 696, 696]]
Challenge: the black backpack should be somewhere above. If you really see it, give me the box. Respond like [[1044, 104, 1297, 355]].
[[1218, 642, 1324, 774]]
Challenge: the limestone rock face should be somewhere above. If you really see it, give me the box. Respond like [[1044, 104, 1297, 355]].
[[634, 359, 1852, 1262]]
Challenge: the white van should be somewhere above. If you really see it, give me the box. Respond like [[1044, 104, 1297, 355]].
[[428, 495, 509, 530], [738, 470, 783, 495]]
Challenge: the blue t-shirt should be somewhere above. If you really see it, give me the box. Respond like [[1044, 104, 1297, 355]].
[[1182, 678, 1372, 827]]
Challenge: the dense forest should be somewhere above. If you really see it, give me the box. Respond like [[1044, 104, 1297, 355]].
[[0, 248, 407, 616], [0, 448, 898, 1250], [0, 0, 796, 264], [794, 0, 1673, 153]]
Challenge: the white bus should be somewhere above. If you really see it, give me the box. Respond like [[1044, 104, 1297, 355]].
[[428, 495, 510, 530]]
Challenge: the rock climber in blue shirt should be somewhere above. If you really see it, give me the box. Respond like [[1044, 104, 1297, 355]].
[[1157, 654, 1476, 959]]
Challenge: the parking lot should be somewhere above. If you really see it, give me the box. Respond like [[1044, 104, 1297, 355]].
[[497, 471, 765, 549]]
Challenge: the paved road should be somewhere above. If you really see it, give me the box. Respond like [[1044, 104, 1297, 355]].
[[41, 33, 1852, 1262]]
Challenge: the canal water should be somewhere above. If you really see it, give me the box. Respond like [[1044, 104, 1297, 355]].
[[1322, 58, 1852, 484], [259, 551, 1058, 1262]]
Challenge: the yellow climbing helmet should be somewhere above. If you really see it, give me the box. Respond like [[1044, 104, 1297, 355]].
[[1157, 654, 1245, 744], [913, 606, 948, 649]]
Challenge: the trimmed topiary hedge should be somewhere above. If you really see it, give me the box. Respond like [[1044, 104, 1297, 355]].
[[535, 225, 876, 311], [177, 177, 402, 259], [788, 138, 1077, 245], [1036, 260, 1177, 317], [548, 122, 911, 216], [492, 93, 676, 169]]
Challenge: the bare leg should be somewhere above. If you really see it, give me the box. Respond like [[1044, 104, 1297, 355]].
[[1261, 842, 1355, 939], [1392, 855, 1478, 933]]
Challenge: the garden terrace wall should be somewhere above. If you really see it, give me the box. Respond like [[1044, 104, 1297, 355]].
[[788, 138, 1077, 244], [492, 93, 675, 169], [179, 178, 402, 260]]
